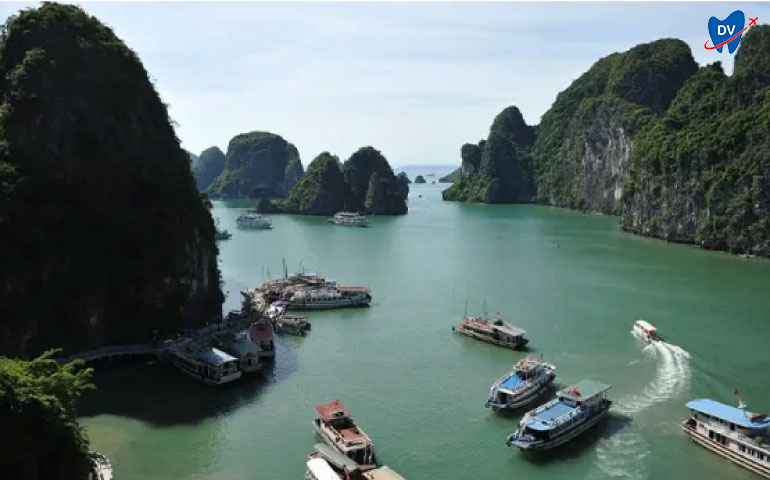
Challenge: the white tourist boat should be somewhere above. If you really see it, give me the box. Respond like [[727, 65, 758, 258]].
[[313, 400, 378, 470], [632, 319, 659, 342], [236, 212, 272, 229], [507, 380, 612, 451], [328, 211, 368, 227], [288, 286, 372, 310], [305, 457, 342, 480], [213, 329, 262, 373], [486, 357, 556, 411], [683, 398, 770, 478], [164, 339, 242, 386]]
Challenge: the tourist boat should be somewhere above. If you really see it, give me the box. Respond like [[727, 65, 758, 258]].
[[506, 380, 612, 451], [632, 319, 660, 342], [486, 357, 556, 411], [305, 457, 342, 480], [164, 339, 242, 386], [328, 212, 368, 227], [236, 212, 272, 229], [213, 329, 262, 373], [250, 320, 275, 359], [313, 400, 378, 470], [452, 313, 529, 350], [682, 398, 770, 478], [288, 286, 372, 310], [275, 314, 311, 335], [88, 452, 113, 480]]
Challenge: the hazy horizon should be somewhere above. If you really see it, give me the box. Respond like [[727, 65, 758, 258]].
[[1, 2, 767, 167]]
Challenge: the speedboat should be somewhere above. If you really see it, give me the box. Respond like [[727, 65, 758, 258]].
[[486, 357, 556, 411], [632, 319, 659, 342], [507, 380, 611, 451]]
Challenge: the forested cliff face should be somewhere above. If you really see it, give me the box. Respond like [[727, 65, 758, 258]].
[[444, 32, 770, 256], [0, 4, 223, 358], [623, 27, 770, 256], [274, 146, 408, 215], [194, 146, 226, 191], [206, 131, 304, 198]]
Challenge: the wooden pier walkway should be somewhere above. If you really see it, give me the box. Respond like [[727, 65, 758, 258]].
[[56, 344, 159, 365]]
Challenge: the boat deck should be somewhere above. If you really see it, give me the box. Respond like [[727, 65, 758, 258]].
[[500, 373, 525, 391], [339, 427, 367, 442], [532, 402, 574, 425]]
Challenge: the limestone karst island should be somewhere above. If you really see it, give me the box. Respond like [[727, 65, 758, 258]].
[[0, 3, 769, 480]]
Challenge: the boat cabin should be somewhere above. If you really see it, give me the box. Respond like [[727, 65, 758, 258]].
[[633, 320, 658, 340], [315, 400, 376, 465]]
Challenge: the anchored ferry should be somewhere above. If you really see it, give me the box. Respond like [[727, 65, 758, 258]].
[[683, 398, 770, 478], [452, 313, 529, 350], [288, 286, 372, 310], [328, 212, 368, 227], [507, 380, 611, 451], [313, 400, 378, 470], [486, 357, 556, 411], [236, 212, 272, 229]]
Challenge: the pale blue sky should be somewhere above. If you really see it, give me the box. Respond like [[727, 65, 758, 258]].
[[1, 2, 767, 166]]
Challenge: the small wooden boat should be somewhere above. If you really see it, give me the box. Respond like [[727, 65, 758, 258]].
[[452, 313, 529, 350]]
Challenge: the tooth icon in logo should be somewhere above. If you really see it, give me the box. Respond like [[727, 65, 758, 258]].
[[708, 10, 746, 53]]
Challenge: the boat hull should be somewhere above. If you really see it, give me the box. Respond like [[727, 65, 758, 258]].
[[682, 422, 770, 479], [508, 406, 610, 451], [452, 326, 529, 350], [289, 299, 370, 310]]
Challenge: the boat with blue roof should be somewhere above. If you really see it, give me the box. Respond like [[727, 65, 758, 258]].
[[506, 380, 611, 451], [486, 357, 556, 411], [683, 398, 770, 478]]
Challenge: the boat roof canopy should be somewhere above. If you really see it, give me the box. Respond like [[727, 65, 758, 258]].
[[635, 319, 657, 331], [687, 398, 770, 429], [558, 380, 610, 401], [306, 458, 342, 480], [316, 400, 353, 422], [312, 444, 360, 472], [198, 347, 237, 366], [363, 466, 408, 480]]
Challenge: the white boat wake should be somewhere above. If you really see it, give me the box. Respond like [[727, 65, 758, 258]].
[[615, 339, 691, 415], [595, 431, 651, 479]]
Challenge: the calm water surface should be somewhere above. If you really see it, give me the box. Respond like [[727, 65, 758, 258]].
[[81, 183, 770, 480]]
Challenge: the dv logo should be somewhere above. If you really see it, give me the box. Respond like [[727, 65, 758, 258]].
[[705, 10, 759, 53]]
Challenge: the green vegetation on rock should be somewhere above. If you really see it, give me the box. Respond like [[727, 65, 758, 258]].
[[443, 107, 535, 203], [622, 26, 770, 256], [0, 3, 223, 357], [0, 351, 94, 480], [439, 168, 461, 183], [442, 33, 769, 256], [276, 152, 352, 215], [342, 146, 407, 214], [206, 131, 303, 198], [194, 146, 226, 191]]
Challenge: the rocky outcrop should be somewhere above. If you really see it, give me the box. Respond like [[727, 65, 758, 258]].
[[277, 152, 353, 215], [442, 107, 535, 203], [194, 146, 226, 191], [0, 3, 223, 357], [532, 38, 695, 213], [414, 175, 427, 184], [622, 27, 770, 256], [342, 146, 407, 215], [207, 131, 303, 198]]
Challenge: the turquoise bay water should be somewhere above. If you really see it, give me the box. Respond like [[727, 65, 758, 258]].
[[81, 184, 770, 480]]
